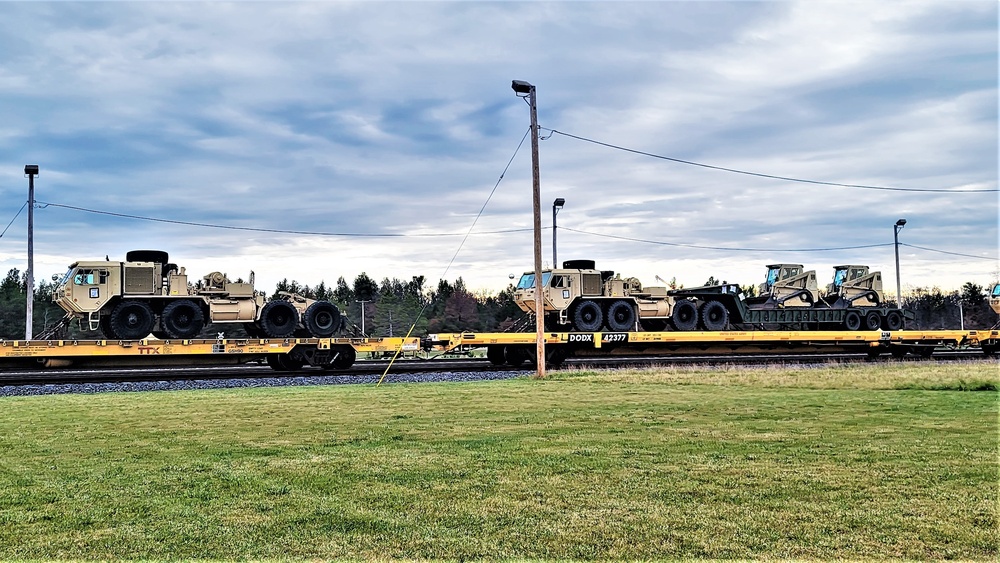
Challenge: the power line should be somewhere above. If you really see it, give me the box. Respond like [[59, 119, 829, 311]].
[[561, 226, 895, 252], [546, 129, 998, 194], [36, 201, 534, 238], [900, 242, 999, 261], [0, 201, 27, 239]]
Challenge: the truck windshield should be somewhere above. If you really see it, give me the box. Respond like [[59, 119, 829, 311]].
[[516, 272, 551, 289], [57, 268, 76, 287]]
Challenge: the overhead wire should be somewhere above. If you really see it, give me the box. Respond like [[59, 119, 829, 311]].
[[376, 126, 532, 386], [36, 201, 534, 238], [545, 129, 998, 194], [0, 201, 27, 239]]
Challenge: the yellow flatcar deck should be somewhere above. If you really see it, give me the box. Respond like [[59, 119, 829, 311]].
[[1, 329, 995, 369]]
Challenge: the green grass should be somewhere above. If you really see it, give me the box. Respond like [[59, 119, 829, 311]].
[[0, 362, 996, 560]]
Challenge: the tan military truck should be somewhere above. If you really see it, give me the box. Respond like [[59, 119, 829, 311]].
[[52, 250, 341, 340], [513, 260, 673, 332]]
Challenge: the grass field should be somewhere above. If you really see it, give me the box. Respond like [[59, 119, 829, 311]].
[[0, 361, 996, 560]]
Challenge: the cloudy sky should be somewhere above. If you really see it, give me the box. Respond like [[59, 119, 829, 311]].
[[0, 1, 996, 299]]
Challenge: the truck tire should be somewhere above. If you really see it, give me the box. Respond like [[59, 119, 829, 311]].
[[864, 311, 882, 331], [100, 315, 119, 340], [572, 300, 604, 332], [699, 301, 729, 331], [303, 301, 341, 338], [161, 299, 205, 339], [883, 310, 904, 331], [605, 300, 636, 332], [259, 300, 299, 338], [110, 300, 155, 340], [671, 300, 699, 331], [843, 311, 862, 331]]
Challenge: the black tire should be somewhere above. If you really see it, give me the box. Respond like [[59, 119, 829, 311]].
[[572, 300, 604, 332], [883, 310, 904, 331], [110, 300, 155, 340], [863, 311, 882, 331], [161, 299, 205, 339], [303, 301, 341, 338], [605, 300, 637, 332], [843, 311, 862, 331], [266, 353, 304, 371], [890, 345, 908, 358], [486, 345, 506, 366], [259, 300, 299, 338], [699, 301, 729, 331], [332, 347, 357, 369], [100, 315, 119, 339], [671, 300, 699, 331]]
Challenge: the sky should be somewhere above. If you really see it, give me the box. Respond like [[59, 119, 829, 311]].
[[0, 1, 997, 300]]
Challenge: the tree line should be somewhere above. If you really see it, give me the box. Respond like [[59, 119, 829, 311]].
[[0, 267, 996, 340]]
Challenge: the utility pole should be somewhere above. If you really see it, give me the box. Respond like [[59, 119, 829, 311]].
[[24, 165, 38, 341], [512, 80, 545, 378]]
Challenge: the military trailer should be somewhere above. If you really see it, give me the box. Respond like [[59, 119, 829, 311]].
[[668, 263, 910, 331], [52, 250, 341, 340]]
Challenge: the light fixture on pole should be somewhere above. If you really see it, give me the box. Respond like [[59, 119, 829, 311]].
[[552, 198, 565, 268], [512, 79, 546, 378], [24, 164, 38, 341], [893, 218, 906, 307]]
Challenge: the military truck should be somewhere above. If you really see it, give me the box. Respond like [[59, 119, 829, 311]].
[[512, 260, 674, 332], [52, 250, 341, 340], [668, 263, 910, 331]]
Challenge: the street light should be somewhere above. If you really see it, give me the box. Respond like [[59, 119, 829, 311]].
[[24, 165, 38, 341], [893, 218, 906, 307], [552, 198, 565, 267], [511, 79, 545, 378]]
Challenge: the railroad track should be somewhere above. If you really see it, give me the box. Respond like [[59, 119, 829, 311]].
[[0, 350, 991, 388]]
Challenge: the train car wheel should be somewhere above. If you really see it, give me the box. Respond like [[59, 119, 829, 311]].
[[699, 301, 729, 331], [259, 300, 299, 338], [331, 347, 357, 369], [486, 345, 506, 366], [605, 300, 636, 332], [303, 301, 341, 337], [843, 311, 862, 331], [883, 311, 904, 331], [161, 299, 205, 339], [572, 300, 603, 332], [266, 353, 304, 371], [503, 346, 527, 367], [864, 311, 882, 331], [671, 300, 699, 331], [110, 300, 155, 340]]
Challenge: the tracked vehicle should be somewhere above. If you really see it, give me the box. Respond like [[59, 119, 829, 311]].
[[52, 250, 342, 340]]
